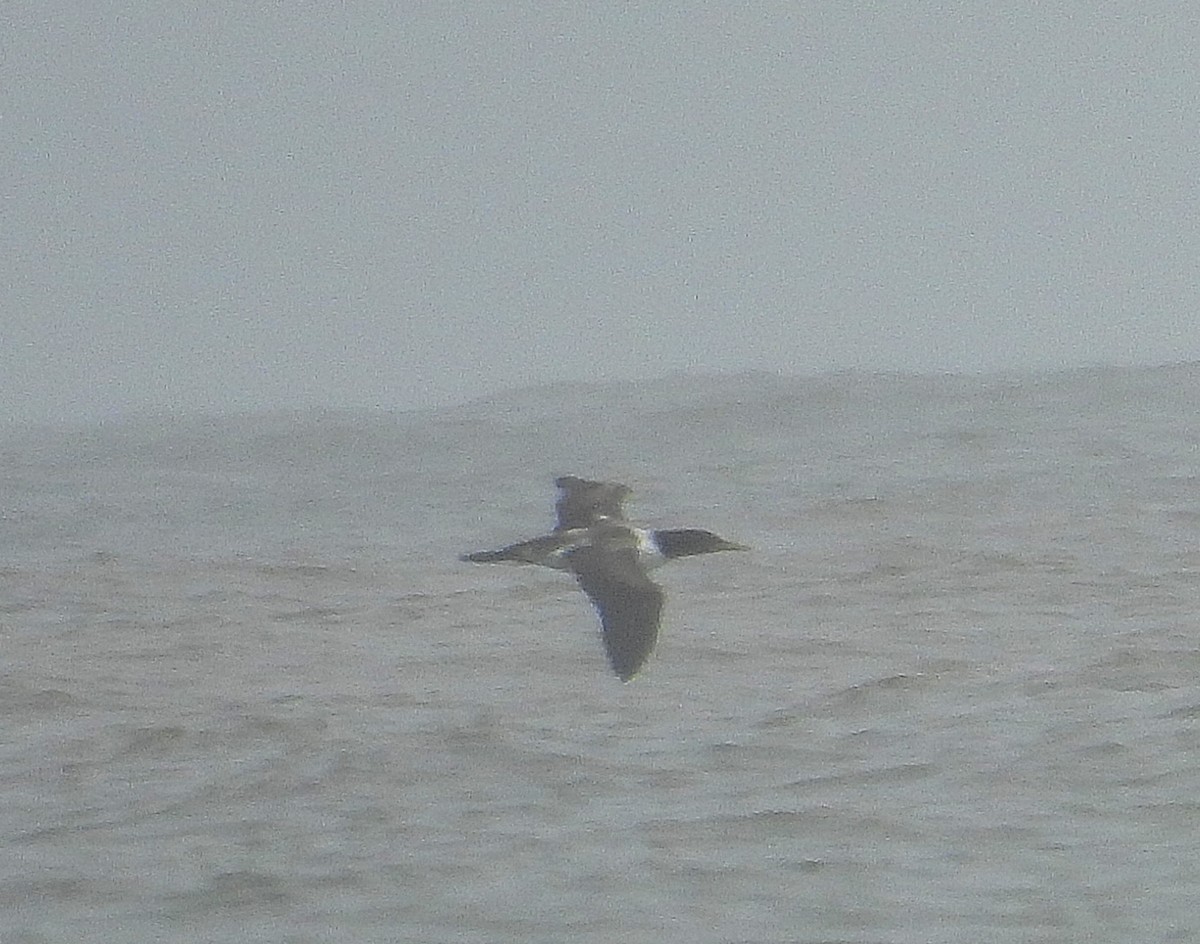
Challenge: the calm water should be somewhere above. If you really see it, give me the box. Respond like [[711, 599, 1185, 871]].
[[3, 366, 1199, 943]]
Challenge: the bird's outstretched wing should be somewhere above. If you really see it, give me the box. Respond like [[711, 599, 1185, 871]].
[[554, 476, 631, 531], [569, 545, 664, 681]]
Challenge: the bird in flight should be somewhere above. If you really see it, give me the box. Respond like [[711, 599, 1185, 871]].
[[462, 476, 746, 680]]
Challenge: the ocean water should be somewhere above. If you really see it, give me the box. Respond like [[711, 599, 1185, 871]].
[[2, 365, 1199, 943]]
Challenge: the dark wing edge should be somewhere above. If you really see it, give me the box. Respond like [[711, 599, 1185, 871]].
[[571, 549, 664, 681]]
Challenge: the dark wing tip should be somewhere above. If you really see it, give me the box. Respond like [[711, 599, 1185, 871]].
[[602, 603, 662, 681], [608, 638, 654, 682], [554, 475, 632, 497]]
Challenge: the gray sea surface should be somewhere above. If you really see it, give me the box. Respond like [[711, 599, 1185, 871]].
[[3, 365, 1199, 943]]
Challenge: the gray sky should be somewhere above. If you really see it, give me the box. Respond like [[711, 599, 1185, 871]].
[[5, 3, 1198, 425]]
